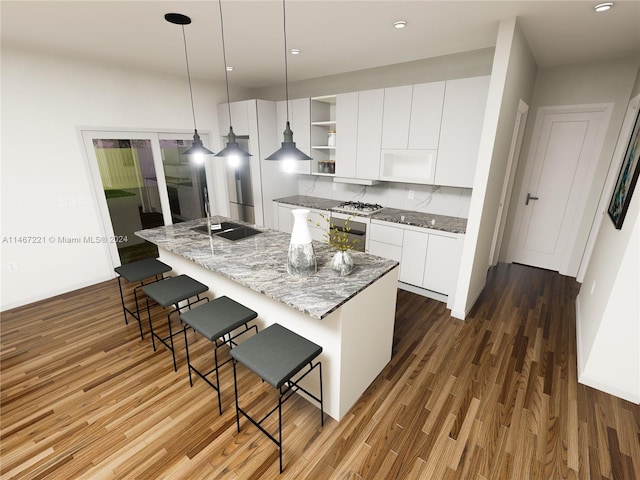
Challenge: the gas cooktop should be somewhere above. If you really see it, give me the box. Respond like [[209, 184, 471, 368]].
[[331, 201, 384, 216]]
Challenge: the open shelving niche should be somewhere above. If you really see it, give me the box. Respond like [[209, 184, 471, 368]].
[[310, 95, 336, 176]]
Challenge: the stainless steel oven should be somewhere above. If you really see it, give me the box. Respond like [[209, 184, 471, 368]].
[[329, 213, 367, 252]]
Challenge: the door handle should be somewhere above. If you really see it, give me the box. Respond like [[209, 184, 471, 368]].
[[525, 193, 539, 205]]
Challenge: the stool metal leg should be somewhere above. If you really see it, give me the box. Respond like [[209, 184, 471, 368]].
[[167, 306, 178, 372], [233, 360, 241, 432], [146, 297, 157, 351], [278, 386, 283, 473]]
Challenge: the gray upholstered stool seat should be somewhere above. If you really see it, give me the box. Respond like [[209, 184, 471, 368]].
[[180, 296, 258, 414], [114, 258, 171, 339], [231, 323, 323, 473], [143, 274, 209, 371]]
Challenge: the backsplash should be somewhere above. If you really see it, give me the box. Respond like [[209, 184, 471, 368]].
[[297, 177, 471, 219]]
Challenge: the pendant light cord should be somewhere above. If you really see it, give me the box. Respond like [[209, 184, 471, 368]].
[[218, 0, 233, 126], [283, 0, 290, 124], [181, 25, 198, 130]]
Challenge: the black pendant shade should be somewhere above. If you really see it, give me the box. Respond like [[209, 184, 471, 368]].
[[165, 12, 215, 160], [184, 129, 215, 157], [265, 121, 312, 160], [215, 126, 252, 158], [215, 0, 251, 161], [265, 0, 312, 163]]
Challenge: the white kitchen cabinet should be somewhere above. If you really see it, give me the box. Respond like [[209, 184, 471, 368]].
[[276, 98, 312, 174], [408, 81, 445, 150], [436, 75, 490, 188], [368, 221, 404, 263], [387, 223, 463, 297], [381, 85, 412, 149], [423, 233, 462, 296], [335, 89, 383, 181], [400, 229, 429, 286], [335, 92, 358, 178], [355, 89, 384, 180], [379, 149, 437, 184]]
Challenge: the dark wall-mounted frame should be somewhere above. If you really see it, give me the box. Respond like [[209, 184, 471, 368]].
[[608, 107, 640, 230]]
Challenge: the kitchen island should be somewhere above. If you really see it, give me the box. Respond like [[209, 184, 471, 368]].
[[136, 216, 399, 421]]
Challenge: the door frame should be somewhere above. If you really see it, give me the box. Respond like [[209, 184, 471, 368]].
[[506, 103, 613, 276], [489, 99, 529, 266], [80, 127, 214, 269]]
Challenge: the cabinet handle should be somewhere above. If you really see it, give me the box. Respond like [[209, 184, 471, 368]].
[[525, 193, 539, 205]]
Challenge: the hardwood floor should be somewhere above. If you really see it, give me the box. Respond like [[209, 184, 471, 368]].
[[1, 263, 639, 479]]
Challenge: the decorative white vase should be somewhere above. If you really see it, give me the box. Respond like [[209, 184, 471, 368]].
[[287, 209, 317, 276], [331, 250, 354, 276]]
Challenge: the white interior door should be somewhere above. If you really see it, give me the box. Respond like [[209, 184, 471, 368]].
[[508, 104, 611, 274]]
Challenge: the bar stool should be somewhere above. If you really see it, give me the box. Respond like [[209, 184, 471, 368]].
[[114, 258, 172, 339], [231, 323, 324, 473], [143, 274, 209, 371], [179, 296, 258, 414]]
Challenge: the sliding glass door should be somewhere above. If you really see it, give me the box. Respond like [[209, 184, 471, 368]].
[[82, 130, 213, 267]]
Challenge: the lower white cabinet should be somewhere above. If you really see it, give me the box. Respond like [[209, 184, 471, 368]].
[[369, 219, 463, 297], [399, 229, 428, 286], [368, 222, 404, 262], [275, 203, 328, 242], [422, 233, 462, 296]]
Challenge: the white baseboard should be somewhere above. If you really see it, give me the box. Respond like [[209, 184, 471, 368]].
[[397, 282, 448, 304]]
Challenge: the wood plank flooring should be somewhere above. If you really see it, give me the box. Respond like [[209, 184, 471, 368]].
[[1, 262, 639, 479]]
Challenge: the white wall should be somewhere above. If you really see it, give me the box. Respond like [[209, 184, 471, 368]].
[[452, 18, 538, 318], [576, 91, 640, 404], [0, 47, 250, 311]]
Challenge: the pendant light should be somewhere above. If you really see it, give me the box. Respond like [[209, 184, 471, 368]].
[[265, 0, 312, 163], [214, 0, 252, 166], [165, 12, 215, 164]]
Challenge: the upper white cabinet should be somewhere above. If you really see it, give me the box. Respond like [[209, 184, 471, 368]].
[[436, 75, 490, 188], [335, 92, 358, 178], [381, 85, 412, 149], [381, 82, 445, 150], [408, 81, 446, 150], [335, 89, 384, 181], [355, 89, 384, 180], [276, 98, 312, 174], [379, 81, 445, 184]]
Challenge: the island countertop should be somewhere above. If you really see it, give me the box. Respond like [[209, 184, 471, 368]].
[[136, 216, 398, 320]]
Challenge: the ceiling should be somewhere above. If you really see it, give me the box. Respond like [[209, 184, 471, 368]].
[[2, 1, 639, 89]]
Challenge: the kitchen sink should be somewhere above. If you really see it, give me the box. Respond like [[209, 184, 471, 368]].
[[192, 221, 262, 241]]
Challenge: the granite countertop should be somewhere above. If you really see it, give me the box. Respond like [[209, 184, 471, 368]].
[[274, 195, 467, 234], [273, 195, 343, 211], [136, 217, 398, 320]]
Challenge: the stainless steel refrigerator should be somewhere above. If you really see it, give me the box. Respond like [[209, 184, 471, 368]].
[[225, 136, 255, 224]]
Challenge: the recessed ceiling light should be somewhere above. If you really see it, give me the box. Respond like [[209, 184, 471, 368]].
[[393, 20, 407, 29], [226, 66, 234, 72], [594, 2, 614, 12], [289, 48, 300, 55]]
